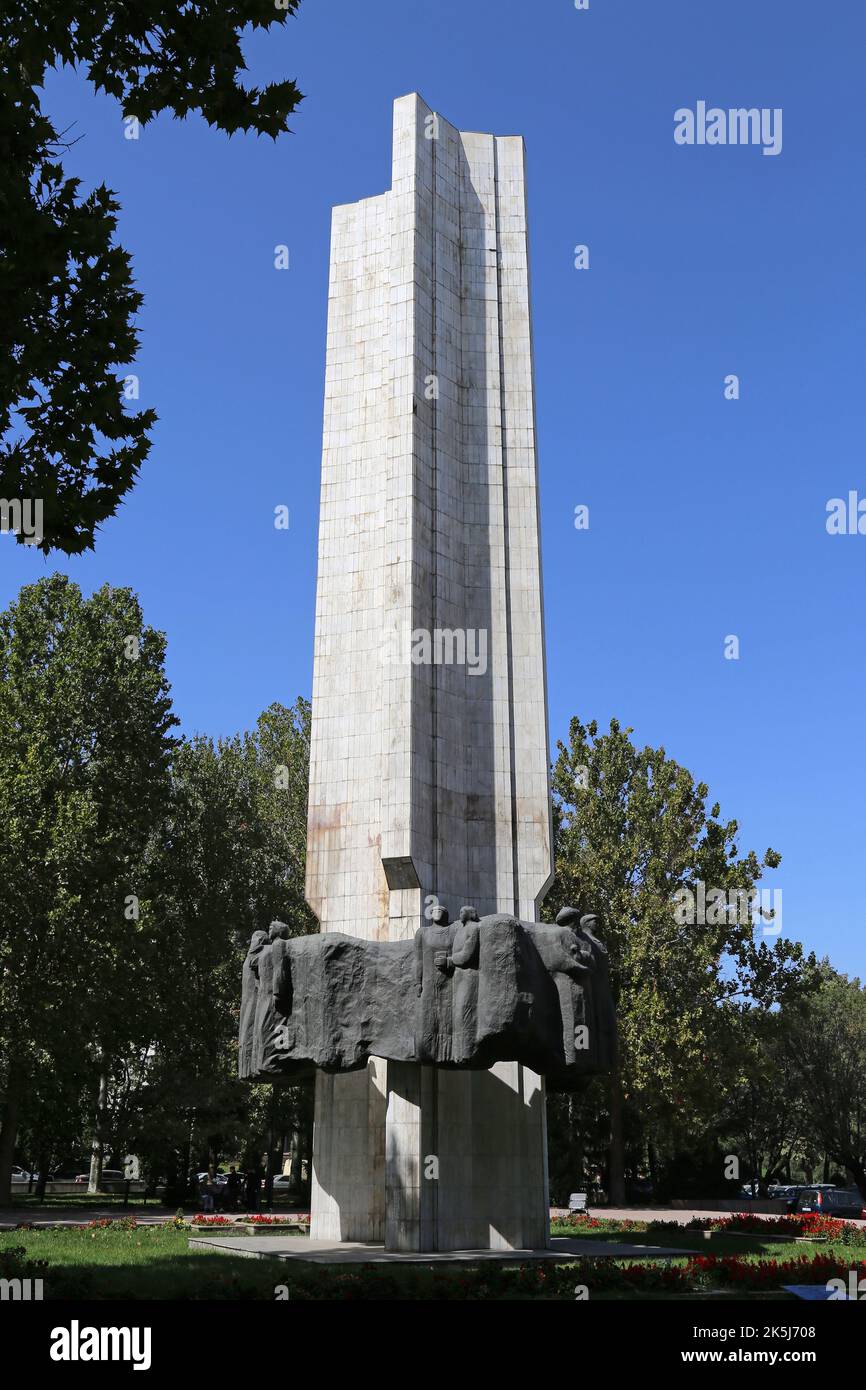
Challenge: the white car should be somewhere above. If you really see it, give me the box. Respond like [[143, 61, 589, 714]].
[[11, 1166, 31, 1182]]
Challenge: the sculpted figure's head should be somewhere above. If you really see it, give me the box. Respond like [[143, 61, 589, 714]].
[[580, 913, 601, 939], [429, 904, 450, 927], [459, 905, 479, 924], [268, 920, 290, 941], [555, 906, 581, 929]]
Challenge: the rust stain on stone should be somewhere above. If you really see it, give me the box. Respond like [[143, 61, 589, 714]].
[[308, 803, 345, 832], [374, 840, 391, 942]]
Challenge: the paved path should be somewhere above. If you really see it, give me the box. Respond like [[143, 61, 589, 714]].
[[6, 1204, 862, 1232], [0, 1206, 303, 1230], [3, 1205, 653, 1231], [554, 1206, 709, 1225], [555, 1204, 866, 1226], [188, 1234, 694, 1264]]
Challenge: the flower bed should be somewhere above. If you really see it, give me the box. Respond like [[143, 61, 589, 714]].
[[279, 1251, 866, 1299], [245, 1214, 310, 1226], [189, 1213, 312, 1235], [554, 1213, 653, 1233], [694, 1251, 866, 1291], [686, 1212, 860, 1242], [86, 1217, 138, 1232], [549, 1250, 866, 1294]]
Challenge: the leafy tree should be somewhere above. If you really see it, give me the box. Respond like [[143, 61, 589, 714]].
[[13, 1061, 92, 1194], [784, 965, 866, 1196], [546, 1082, 611, 1206], [716, 1006, 809, 1195], [0, 574, 178, 1202], [0, 2, 303, 553], [127, 699, 316, 1198], [548, 717, 814, 1203]]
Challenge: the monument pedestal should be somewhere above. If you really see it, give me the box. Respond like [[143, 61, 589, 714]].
[[311, 1060, 550, 1252]]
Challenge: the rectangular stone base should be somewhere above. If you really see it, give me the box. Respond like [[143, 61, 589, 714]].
[[310, 1058, 549, 1252]]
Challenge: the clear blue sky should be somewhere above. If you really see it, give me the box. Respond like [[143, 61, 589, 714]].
[[2, 1, 863, 976]]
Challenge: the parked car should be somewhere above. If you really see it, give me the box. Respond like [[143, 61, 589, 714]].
[[271, 1175, 295, 1190], [625, 1178, 654, 1202], [742, 1181, 800, 1200], [74, 1169, 127, 1185], [768, 1184, 801, 1204], [567, 1191, 588, 1213], [794, 1187, 865, 1219], [11, 1166, 31, 1182]]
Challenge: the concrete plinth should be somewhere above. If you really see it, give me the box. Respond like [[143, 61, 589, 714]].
[[310, 1063, 387, 1243], [312, 1059, 549, 1252], [189, 1236, 696, 1264]]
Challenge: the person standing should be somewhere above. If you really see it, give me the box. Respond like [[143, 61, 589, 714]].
[[225, 1165, 241, 1211], [243, 1168, 260, 1212]]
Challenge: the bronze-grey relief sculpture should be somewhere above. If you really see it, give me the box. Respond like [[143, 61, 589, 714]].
[[239, 905, 615, 1092]]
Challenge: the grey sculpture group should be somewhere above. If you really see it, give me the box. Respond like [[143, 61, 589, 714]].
[[239, 905, 616, 1091]]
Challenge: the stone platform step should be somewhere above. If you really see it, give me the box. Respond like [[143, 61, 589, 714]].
[[188, 1234, 693, 1265]]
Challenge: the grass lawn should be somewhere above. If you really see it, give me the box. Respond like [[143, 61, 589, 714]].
[[2, 1217, 864, 1300]]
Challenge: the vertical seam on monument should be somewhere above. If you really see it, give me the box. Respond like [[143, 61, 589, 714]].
[[493, 137, 521, 915], [521, 140, 555, 916], [430, 112, 440, 1251], [430, 113, 439, 903]]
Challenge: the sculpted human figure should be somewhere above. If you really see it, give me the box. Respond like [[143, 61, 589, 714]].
[[576, 912, 616, 1069], [251, 921, 290, 1074], [414, 904, 457, 1062], [545, 906, 616, 1071], [452, 905, 480, 963], [448, 905, 481, 1063], [239, 929, 269, 1077], [546, 906, 591, 1067]]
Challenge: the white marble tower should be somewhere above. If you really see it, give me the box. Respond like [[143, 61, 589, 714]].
[[305, 94, 553, 1251]]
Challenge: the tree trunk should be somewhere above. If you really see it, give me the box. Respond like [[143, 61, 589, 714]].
[[608, 1067, 626, 1205], [571, 1095, 585, 1192], [87, 1069, 109, 1194], [0, 1060, 23, 1206], [36, 1149, 48, 1202], [288, 1127, 301, 1189], [647, 1136, 659, 1189], [179, 1129, 192, 1205]]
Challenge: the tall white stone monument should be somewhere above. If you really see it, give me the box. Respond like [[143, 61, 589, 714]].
[[306, 94, 553, 1251]]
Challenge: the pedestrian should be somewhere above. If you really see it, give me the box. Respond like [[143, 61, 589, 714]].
[[244, 1168, 260, 1212], [225, 1165, 241, 1212]]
